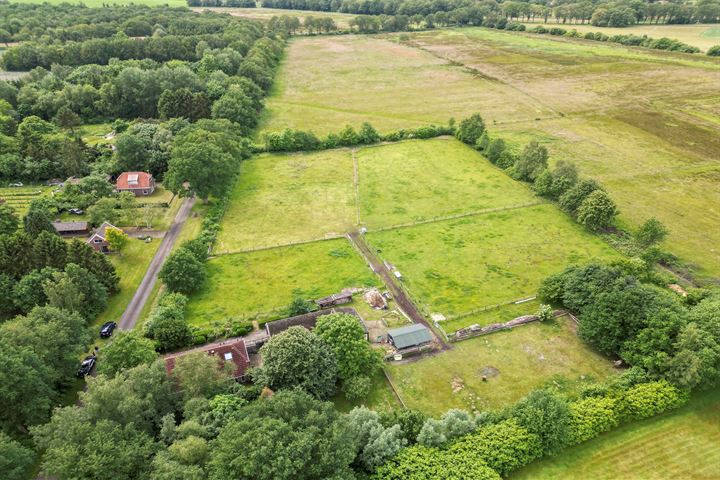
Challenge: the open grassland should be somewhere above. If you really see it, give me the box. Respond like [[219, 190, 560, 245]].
[[78, 123, 114, 147], [332, 369, 400, 413], [197, 6, 355, 28], [386, 316, 616, 415], [522, 23, 720, 52], [186, 238, 379, 326], [262, 28, 720, 279], [367, 203, 619, 317], [513, 387, 720, 479], [95, 238, 161, 326], [357, 138, 537, 229], [215, 149, 355, 253], [259, 34, 552, 136]]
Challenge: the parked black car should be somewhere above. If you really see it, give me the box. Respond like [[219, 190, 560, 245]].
[[77, 354, 96, 377], [100, 321, 117, 338]]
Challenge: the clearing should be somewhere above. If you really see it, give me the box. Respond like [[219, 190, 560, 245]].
[[386, 315, 617, 416], [512, 387, 720, 479], [186, 238, 378, 327], [199, 6, 355, 29]]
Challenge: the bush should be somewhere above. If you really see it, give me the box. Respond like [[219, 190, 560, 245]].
[[485, 138, 506, 164], [567, 395, 620, 444], [375, 445, 501, 480], [456, 113, 485, 145], [549, 27, 566, 36], [620, 380, 686, 421], [449, 419, 541, 476], [708, 45, 720, 56], [508, 389, 570, 455], [159, 247, 206, 294]]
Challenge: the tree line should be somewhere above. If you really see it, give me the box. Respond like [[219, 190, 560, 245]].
[[257, 0, 720, 26], [0, 3, 233, 43]]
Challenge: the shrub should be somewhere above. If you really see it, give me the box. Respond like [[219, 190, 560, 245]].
[[485, 138, 506, 164], [549, 27, 566, 36], [576, 189, 618, 231], [375, 445, 501, 480], [508, 389, 570, 455], [456, 113, 485, 145], [567, 395, 620, 444], [449, 419, 541, 476], [159, 247, 206, 294], [708, 45, 720, 56], [620, 380, 686, 421]]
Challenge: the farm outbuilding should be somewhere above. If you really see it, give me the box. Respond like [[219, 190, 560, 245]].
[[387, 323, 433, 350], [52, 221, 89, 236], [315, 291, 353, 308]]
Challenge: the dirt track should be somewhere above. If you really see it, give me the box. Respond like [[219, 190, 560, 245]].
[[118, 197, 196, 330], [348, 231, 450, 350]]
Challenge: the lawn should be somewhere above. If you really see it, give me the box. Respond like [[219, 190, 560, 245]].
[[332, 369, 401, 413], [186, 238, 379, 327], [94, 237, 161, 326], [522, 22, 720, 52], [215, 148, 356, 253], [77, 123, 114, 147], [357, 138, 537, 229], [512, 387, 720, 479], [366, 203, 619, 317], [386, 315, 617, 415], [0, 185, 52, 216]]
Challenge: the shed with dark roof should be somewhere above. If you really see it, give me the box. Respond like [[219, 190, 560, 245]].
[[387, 323, 433, 350]]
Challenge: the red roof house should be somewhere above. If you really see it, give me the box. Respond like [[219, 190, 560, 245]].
[[116, 171, 155, 196], [163, 338, 251, 382], [87, 221, 120, 253]]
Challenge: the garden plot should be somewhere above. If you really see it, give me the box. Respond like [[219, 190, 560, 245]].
[[357, 138, 537, 229], [215, 149, 356, 253], [186, 238, 379, 327], [386, 316, 617, 415], [366, 203, 618, 318]]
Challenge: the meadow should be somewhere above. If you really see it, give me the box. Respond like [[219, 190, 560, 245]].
[[366, 203, 619, 318], [522, 22, 720, 52], [198, 6, 355, 28], [386, 315, 617, 415], [0, 185, 52, 216], [262, 28, 720, 281], [357, 138, 537, 229], [512, 387, 720, 479], [215, 148, 355, 253], [186, 238, 378, 326]]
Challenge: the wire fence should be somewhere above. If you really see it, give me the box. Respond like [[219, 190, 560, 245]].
[[442, 296, 538, 322], [213, 234, 345, 256]]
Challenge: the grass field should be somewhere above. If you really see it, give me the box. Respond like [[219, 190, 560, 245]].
[[367, 203, 619, 317], [386, 315, 617, 415], [522, 22, 720, 52], [332, 369, 401, 413], [513, 387, 720, 479], [198, 6, 355, 28], [186, 238, 379, 326], [441, 298, 541, 334], [357, 138, 537, 229], [215, 149, 355, 253], [262, 29, 720, 281], [0, 185, 52, 216]]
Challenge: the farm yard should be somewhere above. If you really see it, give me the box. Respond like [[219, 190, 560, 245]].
[[386, 315, 618, 416], [512, 387, 720, 479]]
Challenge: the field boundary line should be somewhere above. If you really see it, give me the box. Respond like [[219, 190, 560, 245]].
[[212, 234, 346, 256], [382, 368, 408, 410], [369, 201, 546, 233], [352, 148, 361, 226], [442, 295, 538, 322]]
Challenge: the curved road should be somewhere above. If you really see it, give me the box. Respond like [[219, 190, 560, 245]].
[[118, 197, 196, 330]]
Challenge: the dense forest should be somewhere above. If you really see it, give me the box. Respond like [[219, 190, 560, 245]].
[[257, 0, 720, 26]]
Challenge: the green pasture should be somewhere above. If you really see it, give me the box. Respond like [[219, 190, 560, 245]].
[[215, 149, 355, 253], [357, 138, 537, 229], [386, 316, 617, 415], [200, 6, 355, 29], [366, 203, 618, 317], [0, 185, 52, 216], [512, 387, 720, 479], [185, 238, 379, 327], [332, 369, 400, 413]]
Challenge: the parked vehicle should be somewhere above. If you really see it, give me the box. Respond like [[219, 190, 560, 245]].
[[77, 354, 96, 377], [99, 321, 117, 338], [9, 182, 23, 187], [68, 208, 85, 215]]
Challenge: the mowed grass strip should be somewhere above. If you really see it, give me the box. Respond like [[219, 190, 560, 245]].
[[259, 34, 551, 136], [357, 138, 537, 229], [186, 238, 379, 327], [512, 388, 720, 480], [386, 316, 617, 415], [215, 149, 356, 253], [366, 203, 618, 317]]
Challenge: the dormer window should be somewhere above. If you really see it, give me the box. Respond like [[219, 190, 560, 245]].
[[224, 352, 233, 361], [128, 174, 139, 186]]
